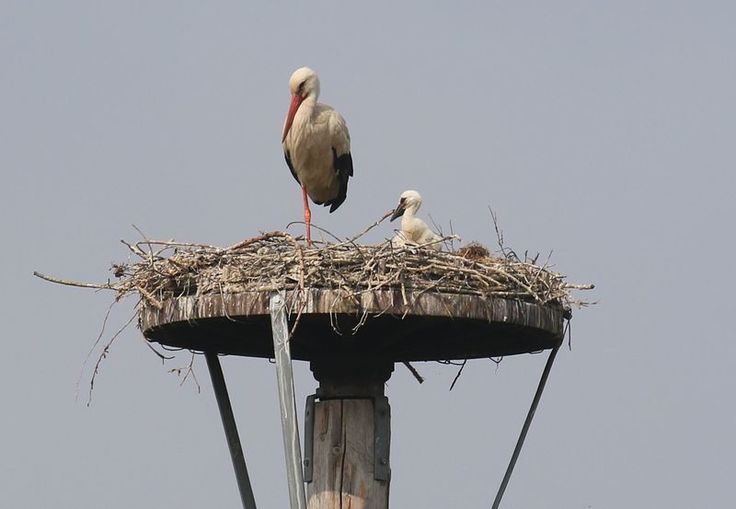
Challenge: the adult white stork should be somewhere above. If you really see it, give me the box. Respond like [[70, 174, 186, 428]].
[[281, 67, 353, 244], [390, 190, 443, 250]]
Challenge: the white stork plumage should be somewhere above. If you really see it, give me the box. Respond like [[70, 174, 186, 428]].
[[390, 190, 443, 250], [281, 67, 353, 244]]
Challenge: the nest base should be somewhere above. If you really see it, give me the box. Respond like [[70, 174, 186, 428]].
[[141, 288, 564, 362]]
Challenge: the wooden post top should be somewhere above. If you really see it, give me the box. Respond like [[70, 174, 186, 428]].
[[141, 288, 564, 362]]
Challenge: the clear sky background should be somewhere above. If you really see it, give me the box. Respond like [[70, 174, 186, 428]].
[[2, 1, 735, 507]]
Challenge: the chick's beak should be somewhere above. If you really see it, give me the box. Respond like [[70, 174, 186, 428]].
[[390, 201, 406, 222]]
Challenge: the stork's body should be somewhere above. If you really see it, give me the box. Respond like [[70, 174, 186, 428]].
[[282, 67, 353, 244], [390, 190, 443, 250]]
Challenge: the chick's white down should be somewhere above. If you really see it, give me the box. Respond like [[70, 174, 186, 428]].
[[391, 190, 443, 250]]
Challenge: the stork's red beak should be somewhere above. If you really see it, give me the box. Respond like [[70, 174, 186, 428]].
[[281, 94, 304, 142]]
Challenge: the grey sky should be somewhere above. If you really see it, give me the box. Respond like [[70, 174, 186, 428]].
[[2, 1, 735, 507]]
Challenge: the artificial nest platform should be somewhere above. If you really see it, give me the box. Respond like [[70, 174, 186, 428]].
[[106, 230, 592, 362]]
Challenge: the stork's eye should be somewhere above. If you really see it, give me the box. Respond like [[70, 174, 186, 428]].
[[297, 81, 306, 95]]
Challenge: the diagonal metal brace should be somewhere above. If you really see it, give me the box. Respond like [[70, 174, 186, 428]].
[[204, 351, 257, 509], [269, 292, 308, 509], [491, 344, 561, 509]]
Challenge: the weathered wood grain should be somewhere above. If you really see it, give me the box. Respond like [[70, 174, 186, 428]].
[[140, 288, 564, 361], [307, 399, 389, 509]]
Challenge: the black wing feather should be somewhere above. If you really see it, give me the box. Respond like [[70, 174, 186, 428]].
[[284, 150, 300, 184], [327, 148, 353, 213]]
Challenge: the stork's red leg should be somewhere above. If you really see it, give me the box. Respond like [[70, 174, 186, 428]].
[[301, 185, 312, 245]]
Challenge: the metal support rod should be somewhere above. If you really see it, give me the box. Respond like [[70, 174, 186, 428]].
[[270, 293, 308, 509], [204, 352, 258, 509], [491, 344, 561, 509]]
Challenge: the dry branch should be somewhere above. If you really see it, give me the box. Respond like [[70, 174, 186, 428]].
[[33, 271, 115, 290]]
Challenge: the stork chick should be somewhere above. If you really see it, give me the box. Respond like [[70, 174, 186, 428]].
[[390, 190, 443, 250]]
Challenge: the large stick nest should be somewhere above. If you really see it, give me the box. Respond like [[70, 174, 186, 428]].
[[107, 230, 591, 315], [33, 224, 594, 400]]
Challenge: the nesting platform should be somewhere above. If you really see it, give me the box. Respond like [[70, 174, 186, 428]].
[[141, 288, 564, 362], [33, 229, 590, 509]]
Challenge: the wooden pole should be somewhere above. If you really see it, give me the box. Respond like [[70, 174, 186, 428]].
[[306, 361, 393, 509]]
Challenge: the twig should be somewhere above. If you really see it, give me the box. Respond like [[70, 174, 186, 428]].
[[76, 299, 116, 401], [33, 271, 115, 290], [489, 356, 503, 373], [344, 209, 394, 244], [132, 224, 154, 260], [120, 239, 148, 259], [145, 341, 175, 362], [170, 351, 201, 393], [488, 207, 505, 253], [136, 285, 163, 310], [87, 313, 137, 406], [563, 283, 595, 290], [449, 359, 468, 391], [402, 361, 425, 384], [227, 231, 296, 251], [288, 222, 343, 244]]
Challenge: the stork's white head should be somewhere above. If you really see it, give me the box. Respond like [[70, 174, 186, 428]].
[[288, 67, 320, 100], [390, 190, 423, 221], [282, 67, 321, 142]]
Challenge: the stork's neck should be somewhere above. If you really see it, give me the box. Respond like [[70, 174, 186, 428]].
[[298, 95, 317, 118], [291, 95, 318, 138], [401, 204, 420, 230]]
